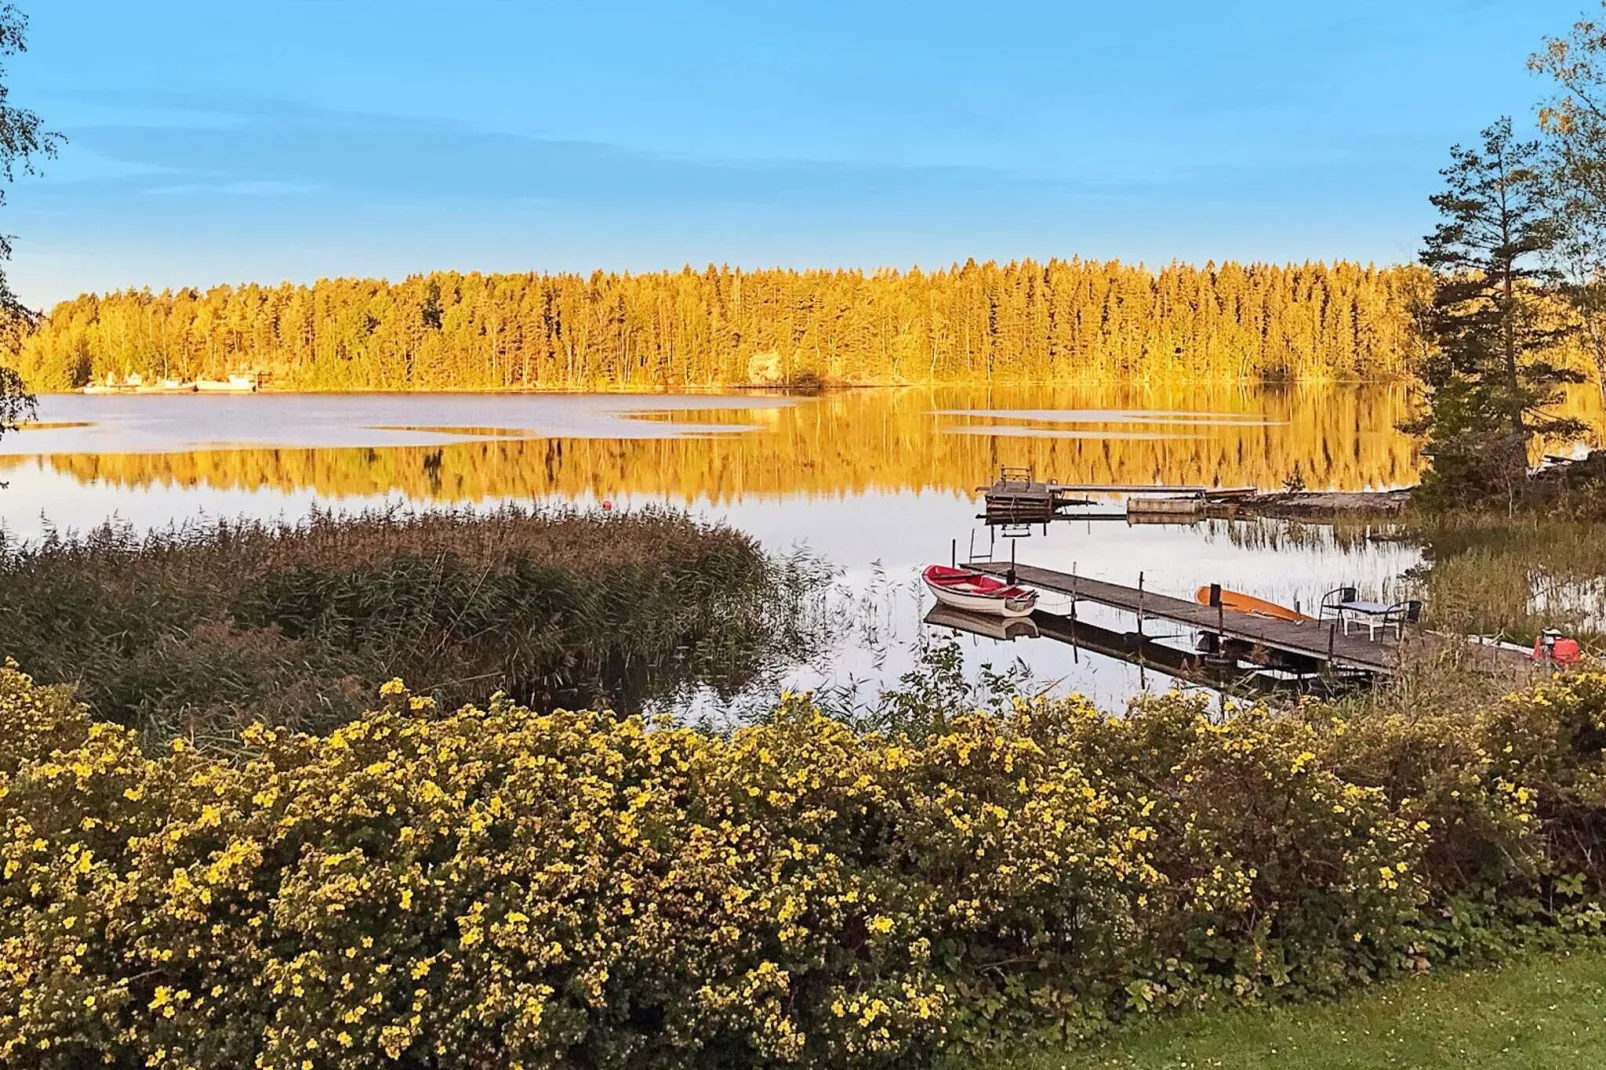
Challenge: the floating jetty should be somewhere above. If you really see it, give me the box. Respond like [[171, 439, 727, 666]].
[[980, 467, 1255, 524], [968, 560, 1397, 675]]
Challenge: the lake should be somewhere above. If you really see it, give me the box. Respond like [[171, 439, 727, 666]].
[[0, 384, 1440, 710]]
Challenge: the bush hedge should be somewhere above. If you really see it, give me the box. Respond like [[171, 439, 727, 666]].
[[1, 666, 1604, 1069]]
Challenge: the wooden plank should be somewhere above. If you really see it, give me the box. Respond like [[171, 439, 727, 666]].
[[983, 480, 1059, 523], [969, 562, 1396, 674], [1044, 484, 1210, 496], [1127, 497, 1204, 516]]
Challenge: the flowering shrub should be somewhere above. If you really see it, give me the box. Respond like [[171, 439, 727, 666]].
[[1, 665, 1603, 1069]]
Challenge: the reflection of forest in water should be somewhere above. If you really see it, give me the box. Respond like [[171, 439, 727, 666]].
[[0, 384, 1483, 710], [1, 384, 1452, 501]]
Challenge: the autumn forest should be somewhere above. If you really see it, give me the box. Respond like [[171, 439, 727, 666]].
[[9, 259, 1431, 391]]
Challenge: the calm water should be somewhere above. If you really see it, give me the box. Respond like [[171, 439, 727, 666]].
[[2, 385, 1438, 709]]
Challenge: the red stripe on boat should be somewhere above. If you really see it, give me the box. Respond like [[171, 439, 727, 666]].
[[922, 565, 1032, 599]]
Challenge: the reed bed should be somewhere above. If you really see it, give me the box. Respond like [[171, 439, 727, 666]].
[[1407, 516, 1606, 646], [1215, 515, 1396, 555], [0, 505, 822, 750], [1222, 511, 1606, 650]]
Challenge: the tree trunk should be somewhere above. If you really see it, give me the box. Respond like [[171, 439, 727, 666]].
[[1588, 314, 1606, 418]]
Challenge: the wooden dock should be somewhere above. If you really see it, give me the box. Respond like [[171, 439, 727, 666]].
[[923, 603, 1348, 696], [980, 468, 1255, 525], [981, 478, 1063, 523], [969, 561, 1398, 674]]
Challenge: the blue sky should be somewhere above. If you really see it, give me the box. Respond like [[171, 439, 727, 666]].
[[2, 0, 1592, 307]]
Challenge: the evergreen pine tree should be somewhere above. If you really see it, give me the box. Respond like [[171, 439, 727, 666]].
[[1409, 118, 1585, 509]]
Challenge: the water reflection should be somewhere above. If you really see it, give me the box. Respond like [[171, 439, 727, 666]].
[[0, 384, 1458, 709], [922, 604, 1365, 699], [2, 384, 1427, 502], [936, 409, 1288, 426]]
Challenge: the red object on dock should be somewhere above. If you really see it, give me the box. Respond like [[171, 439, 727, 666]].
[[1533, 635, 1583, 665]]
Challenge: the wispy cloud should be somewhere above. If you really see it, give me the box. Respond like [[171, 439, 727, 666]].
[[49, 96, 1058, 214]]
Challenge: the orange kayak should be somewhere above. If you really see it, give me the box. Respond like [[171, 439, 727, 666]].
[[1194, 586, 1314, 623]]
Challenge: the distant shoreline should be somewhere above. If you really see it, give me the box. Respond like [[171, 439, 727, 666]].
[[32, 378, 1415, 398]]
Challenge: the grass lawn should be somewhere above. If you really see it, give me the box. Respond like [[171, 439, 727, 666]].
[[990, 947, 1606, 1070]]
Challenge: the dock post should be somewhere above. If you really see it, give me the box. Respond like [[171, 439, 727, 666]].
[[1136, 573, 1149, 679], [1137, 571, 1145, 636], [1328, 619, 1337, 662], [951, 539, 956, 568], [967, 530, 975, 563], [1007, 540, 1017, 586]]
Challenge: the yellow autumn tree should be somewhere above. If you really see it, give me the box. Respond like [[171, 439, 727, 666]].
[[8, 260, 1432, 391]]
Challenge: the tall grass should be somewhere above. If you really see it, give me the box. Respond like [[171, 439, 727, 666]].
[[1406, 515, 1606, 646], [0, 505, 824, 749], [1216, 515, 1398, 554]]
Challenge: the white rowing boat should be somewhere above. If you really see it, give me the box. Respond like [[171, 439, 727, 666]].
[[923, 564, 1038, 618]]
